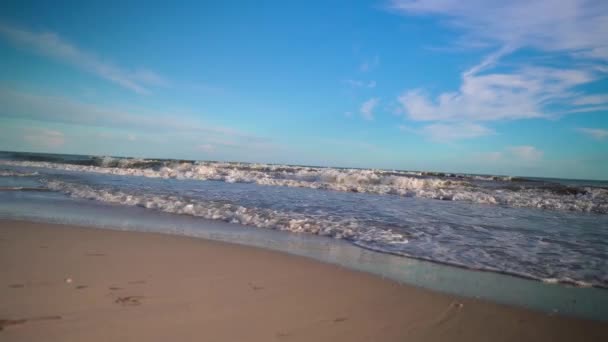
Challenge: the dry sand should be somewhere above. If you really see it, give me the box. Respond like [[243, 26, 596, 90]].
[[0, 219, 606, 341]]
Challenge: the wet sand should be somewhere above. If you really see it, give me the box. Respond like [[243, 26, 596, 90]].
[[0, 219, 606, 341]]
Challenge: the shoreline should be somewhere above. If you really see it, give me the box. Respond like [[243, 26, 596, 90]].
[[352, 241, 601, 289], [1, 219, 606, 341]]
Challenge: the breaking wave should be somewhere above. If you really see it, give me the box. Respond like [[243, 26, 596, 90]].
[[2, 159, 606, 214], [37, 178, 607, 288], [0, 169, 39, 177], [43, 179, 409, 244]]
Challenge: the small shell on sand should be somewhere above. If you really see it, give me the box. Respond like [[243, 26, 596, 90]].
[[65, 278, 73, 284]]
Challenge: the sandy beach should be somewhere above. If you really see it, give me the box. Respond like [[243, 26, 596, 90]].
[[0, 219, 606, 341]]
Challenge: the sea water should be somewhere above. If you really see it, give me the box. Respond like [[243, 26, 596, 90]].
[[1, 151, 607, 319]]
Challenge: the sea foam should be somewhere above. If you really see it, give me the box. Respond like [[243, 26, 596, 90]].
[[2, 160, 606, 213], [44, 179, 409, 244]]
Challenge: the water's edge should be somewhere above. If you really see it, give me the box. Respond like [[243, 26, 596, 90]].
[[1, 198, 606, 321]]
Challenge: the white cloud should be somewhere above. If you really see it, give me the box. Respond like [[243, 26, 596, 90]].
[[573, 94, 608, 106], [0, 87, 273, 151], [398, 63, 599, 122], [390, 0, 608, 60], [482, 151, 504, 162], [360, 98, 379, 120], [97, 132, 113, 139], [398, 124, 414, 133], [391, 0, 608, 123], [421, 122, 493, 141], [344, 79, 377, 88], [507, 146, 543, 161], [578, 127, 608, 140], [196, 137, 255, 153], [197, 144, 215, 153], [360, 55, 380, 72], [399, 122, 493, 141], [318, 138, 381, 152], [0, 24, 166, 94], [479, 145, 544, 163], [23, 128, 65, 148]]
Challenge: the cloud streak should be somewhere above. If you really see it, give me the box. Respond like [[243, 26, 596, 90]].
[[421, 122, 493, 141], [0, 24, 166, 94], [23, 127, 65, 149], [479, 145, 544, 163], [0, 87, 273, 151], [343, 79, 376, 88], [360, 98, 379, 120], [398, 64, 599, 122], [390, 0, 608, 60], [399, 122, 493, 141], [578, 127, 608, 140], [391, 0, 608, 134], [359, 55, 380, 72], [508, 146, 543, 161]]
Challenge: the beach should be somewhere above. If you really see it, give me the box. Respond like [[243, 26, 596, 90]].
[[1, 219, 606, 341]]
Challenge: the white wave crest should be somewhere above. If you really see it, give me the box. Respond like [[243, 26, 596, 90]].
[[0, 169, 39, 177], [43, 179, 409, 244], [3, 160, 607, 213]]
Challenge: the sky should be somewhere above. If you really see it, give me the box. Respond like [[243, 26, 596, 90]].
[[0, 0, 607, 180]]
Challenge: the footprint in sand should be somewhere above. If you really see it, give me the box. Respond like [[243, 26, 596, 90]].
[[0, 316, 61, 331], [76, 285, 88, 290], [8, 284, 24, 288], [433, 302, 464, 326], [0, 319, 26, 331], [248, 282, 264, 291], [114, 296, 144, 306]]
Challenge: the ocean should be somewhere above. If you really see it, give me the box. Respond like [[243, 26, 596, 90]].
[[1, 151, 607, 318]]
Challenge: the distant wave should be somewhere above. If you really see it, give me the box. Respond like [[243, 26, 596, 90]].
[[0, 169, 39, 177], [2, 159, 607, 214], [0, 186, 50, 192]]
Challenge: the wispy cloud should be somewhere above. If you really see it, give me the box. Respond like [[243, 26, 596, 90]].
[[360, 98, 379, 120], [197, 144, 215, 153], [421, 122, 494, 141], [23, 127, 65, 148], [0, 87, 272, 151], [391, 0, 608, 127], [0, 24, 166, 94], [390, 0, 608, 61], [359, 55, 380, 72], [399, 122, 493, 141], [578, 127, 608, 140], [508, 145, 543, 161], [318, 138, 381, 152], [479, 145, 544, 163], [573, 94, 608, 106], [343, 79, 376, 88], [398, 65, 598, 122]]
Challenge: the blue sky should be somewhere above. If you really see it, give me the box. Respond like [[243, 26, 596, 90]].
[[0, 0, 607, 179]]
